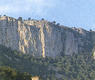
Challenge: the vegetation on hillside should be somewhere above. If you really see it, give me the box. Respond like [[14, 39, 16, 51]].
[[0, 45, 95, 80], [0, 66, 32, 80]]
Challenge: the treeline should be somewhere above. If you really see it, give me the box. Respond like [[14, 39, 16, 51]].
[[0, 45, 95, 80], [50, 53, 95, 80], [0, 45, 55, 79]]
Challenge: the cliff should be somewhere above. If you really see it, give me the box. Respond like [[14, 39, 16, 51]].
[[0, 16, 95, 57]]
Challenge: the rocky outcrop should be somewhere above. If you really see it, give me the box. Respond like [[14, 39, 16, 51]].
[[0, 16, 94, 57]]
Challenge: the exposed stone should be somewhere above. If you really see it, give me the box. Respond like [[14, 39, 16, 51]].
[[0, 16, 95, 58], [32, 76, 39, 80]]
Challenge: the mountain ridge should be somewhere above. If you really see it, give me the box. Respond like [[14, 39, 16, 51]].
[[0, 15, 95, 57]]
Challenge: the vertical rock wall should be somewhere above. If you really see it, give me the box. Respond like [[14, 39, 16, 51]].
[[0, 16, 94, 57]]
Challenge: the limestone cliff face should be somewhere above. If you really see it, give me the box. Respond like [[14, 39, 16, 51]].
[[0, 16, 19, 50], [0, 16, 94, 57]]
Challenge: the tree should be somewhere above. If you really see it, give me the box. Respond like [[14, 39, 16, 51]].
[[90, 29, 92, 32], [18, 17, 22, 21], [4, 15, 6, 16], [56, 23, 60, 26], [52, 21, 56, 24], [28, 17, 31, 20], [41, 18, 44, 20]]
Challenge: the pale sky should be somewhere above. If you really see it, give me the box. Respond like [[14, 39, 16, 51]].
[[0, 0, 95, 30]]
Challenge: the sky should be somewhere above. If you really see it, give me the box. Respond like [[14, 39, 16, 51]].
[[0, 0, 95, 30]]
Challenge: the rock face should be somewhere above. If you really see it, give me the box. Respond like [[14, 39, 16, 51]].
[[0, 16, 95, 57]]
